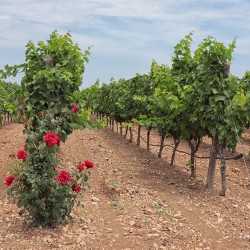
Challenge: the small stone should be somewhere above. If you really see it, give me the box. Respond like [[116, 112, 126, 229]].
[[129, 221, 135, 226], [143, 208, 154, 215], [173, 212, 181, 218], [153, 243, 158, 249], [76, 238, 82, 244], [218, 218, 223, 223], [91, 197, 100, 202], [47, 238, 53, 243], [80, 241, 86, 246], [159, 247, 167, 250], [147, 233, 159, 238]]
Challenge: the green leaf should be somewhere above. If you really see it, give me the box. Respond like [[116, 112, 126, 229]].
[[214, 96, 225, 102]]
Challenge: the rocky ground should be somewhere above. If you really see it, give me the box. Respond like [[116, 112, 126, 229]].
[[0, 124, 249, 250]]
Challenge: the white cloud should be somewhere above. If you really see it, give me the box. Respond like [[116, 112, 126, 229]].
[[0, 0, 249, 85]]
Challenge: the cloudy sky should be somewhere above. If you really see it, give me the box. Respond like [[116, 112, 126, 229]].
[[0, 0, 249, 88]]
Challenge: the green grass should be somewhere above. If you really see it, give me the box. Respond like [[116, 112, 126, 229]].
[[150, 203, 174, 221]]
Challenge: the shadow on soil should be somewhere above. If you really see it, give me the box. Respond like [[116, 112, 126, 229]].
[[100, 128, 219, 199]]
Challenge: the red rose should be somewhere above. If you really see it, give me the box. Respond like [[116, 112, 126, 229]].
[[84, 160, 94, 169], [56, 171, 72, 184], [77, 162, 84, 173], [44, 132, 61, 146], [72, 184, 81, 193], [5, 176, 15, 186], [17, 149, 27, 160], [71, 104, 79, 113]]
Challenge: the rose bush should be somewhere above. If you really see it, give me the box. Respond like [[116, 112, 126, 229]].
[[7, 106, 94, 227]]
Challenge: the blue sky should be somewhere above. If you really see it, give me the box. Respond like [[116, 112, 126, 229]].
[[0, 0, 249, 89]]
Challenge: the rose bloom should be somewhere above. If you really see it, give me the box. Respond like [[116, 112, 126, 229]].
[[57, 171, 72, 184], [77, 162, 84, 173], [44, 132, 61, 146], [71, 104, 79, 113], [17, 149, 27, 160], [5, 176, 15, 186], [84, 160, 94, 169], [72, 184, 81, 193]]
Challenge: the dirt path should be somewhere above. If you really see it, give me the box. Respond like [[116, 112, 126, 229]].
[[0, 124, 249, 250]]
